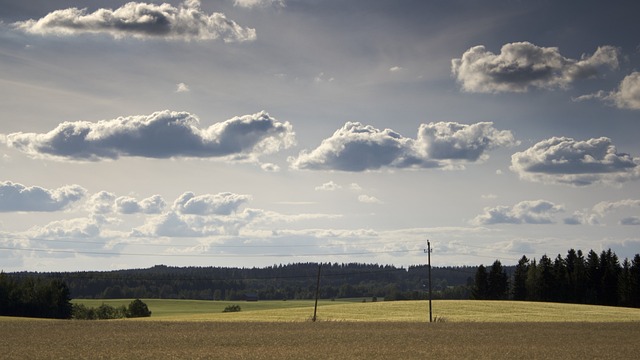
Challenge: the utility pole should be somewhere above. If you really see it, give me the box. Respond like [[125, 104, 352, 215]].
[[426, 240, 433, 323], [312, 263, 322, 322]]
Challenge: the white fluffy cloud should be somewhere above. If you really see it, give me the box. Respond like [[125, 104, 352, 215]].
[[574, 72, 640, 110], [510, 137, 640, 186], [13, 0, 256, 43], [290, 121, 515, 171], [116, 195, 166, 214], [315, 181, 342, 191], [472, 200, 564, 225], [3, 110, 295, 162], [451, 42, 619, 93], [0, 181, 86, 212], [173, 192, 251, 215]]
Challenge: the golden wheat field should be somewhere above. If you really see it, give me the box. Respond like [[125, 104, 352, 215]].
[[2, 300, 640, 359]]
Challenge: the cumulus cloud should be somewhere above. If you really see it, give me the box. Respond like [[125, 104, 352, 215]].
[[358, 194, 382, 204], [234, 0, 285, 8], [451, 42, 619, 93], [315, 181, 342, 191], [13, 0, 256, 43], [510, 137, 640, 186], [574, 72, 640, 110], [3, 110, 295, 162], [116, 195, 166, 214], [29, 215, 107, 239], [290, 121, 516, 172], [563, 210, 599, 225], [175, 83, 190, 93], [173, 192, 251, 215], [471, 200, 564, 225], [592, 199, 640, 215], [0, 181, 86, 212], [87, 191, 116, 214]]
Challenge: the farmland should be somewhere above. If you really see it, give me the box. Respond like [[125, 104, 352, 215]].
[[2, 300, 640, 359]]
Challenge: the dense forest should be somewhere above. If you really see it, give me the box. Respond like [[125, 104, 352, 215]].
[[7, 263, 476, 301], [471, 249, 640, 308], [0, 274, 72, 319]]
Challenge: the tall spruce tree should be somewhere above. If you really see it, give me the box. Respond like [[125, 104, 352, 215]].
[[512, 256, 529, 300], [472, 265, 488, 300], [487, 260, 509, 300]]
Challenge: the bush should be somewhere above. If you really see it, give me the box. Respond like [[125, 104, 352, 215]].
[[223, 304, 241, 313], [127, 299, 152, 318]]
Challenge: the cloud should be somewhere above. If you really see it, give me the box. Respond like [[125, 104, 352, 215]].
[[315, 181, 342, 191], [260, 163, 280, 172], [574, 72, 640, 110], [29, 215, 107, 240], [389, 66, 403, 72], [116, 195, 166, 214], [3, 110, 295, 162], [12, 0, 256, 43], [592, 199, 640, 215], [358, 195, 382, 204], [173, 192, 251, 215], [87, 191, 116, 214], [290, 121, 516, 172], [451, 42, 619, 93], [472, 200, 564, 225], [620, 217, 640, 225], [175, 83, 190, 93], [510, 137, 640, 186], [0, 181, 86, 212], [234, 0, 285, 8], [563, 210, 599, 225]]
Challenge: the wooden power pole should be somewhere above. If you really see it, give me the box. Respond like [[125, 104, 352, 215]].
[[312, 263, 322, 322], [427, 240, 433, 323]]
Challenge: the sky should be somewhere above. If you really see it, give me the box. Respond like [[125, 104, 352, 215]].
[[1, 0, 639, 272]]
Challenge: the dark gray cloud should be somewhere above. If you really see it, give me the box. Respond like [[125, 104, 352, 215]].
[[290, 121, 515, 172], [12, 0, 256, 42], [3, 110, 295, 161], [452, 42, 619, 93], [511, 137, 640, 186], [173, 192, 251, 215], [472, 200, 564, 225], [0, 181, 86, 212], [620, 217, 640, 225]]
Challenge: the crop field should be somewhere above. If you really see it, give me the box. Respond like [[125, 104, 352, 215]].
[[2, 300, 640, 359]]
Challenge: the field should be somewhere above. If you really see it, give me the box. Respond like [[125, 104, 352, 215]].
[[2, 300, 640, 359]]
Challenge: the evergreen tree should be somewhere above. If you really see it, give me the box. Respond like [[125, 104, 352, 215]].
[[619, 258, 632, 307], [552, 255, 568, 302], [600, 249, 620, 306], [511, 256, 529, 300], [585, 250, 601, 304], [487, 260, 509, 300], [525, 259, 539, 301], [472, 265, 488, 300], [536, 255, 555, 302], [630, 254, 640, 308]]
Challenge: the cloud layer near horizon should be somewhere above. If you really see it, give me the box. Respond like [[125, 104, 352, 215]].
[[452, 42, 619, 93], [12, 0, 256, 42], [3, 110, 295, 162], [291, 121, 516, 171]]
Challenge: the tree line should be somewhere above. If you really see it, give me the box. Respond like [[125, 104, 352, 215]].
[[0, 273, 72, 319], [7, 263, 476, 301], [472, 248, 640, 308]]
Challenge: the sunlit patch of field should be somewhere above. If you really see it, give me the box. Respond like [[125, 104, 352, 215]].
[[70, 299, 640, 322]]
